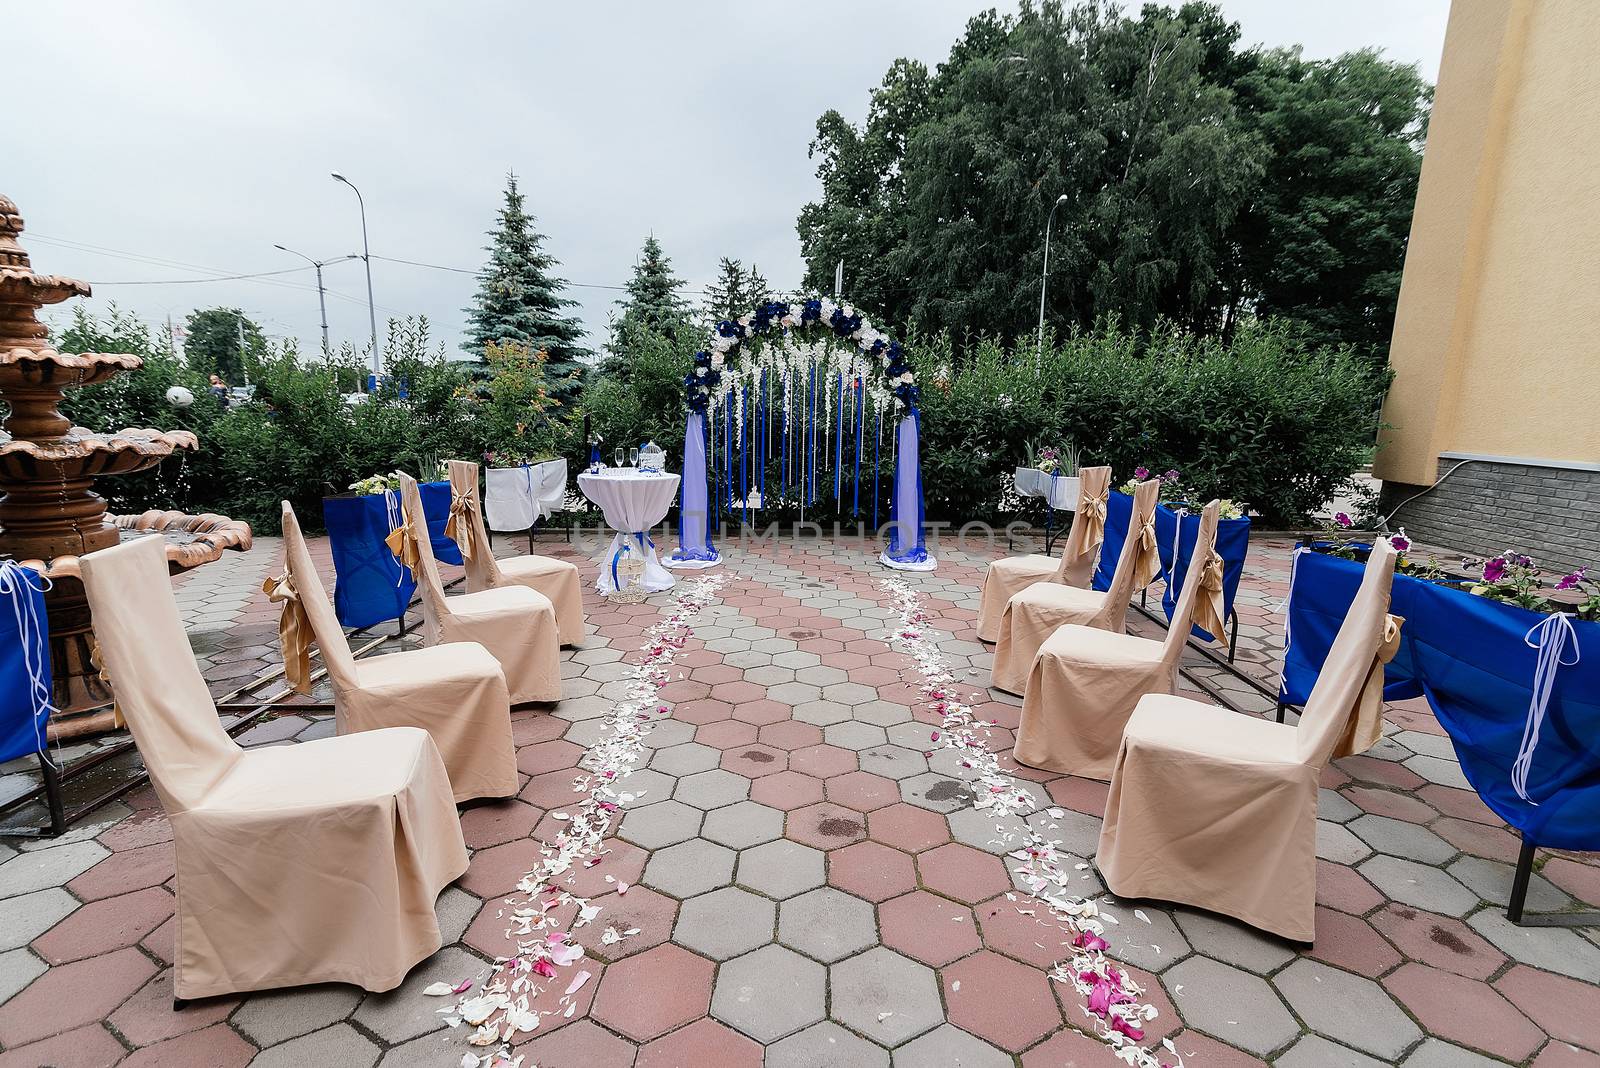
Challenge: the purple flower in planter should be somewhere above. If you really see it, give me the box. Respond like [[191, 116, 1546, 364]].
[[1134, 466, 1150, 481], [1161, 469, 1180, 483], [1482, 556, 1508, 584], [1556, 566, 1587, 590], [1334, 512, 1353, 529], [1515, 554, 1535, 569], [1390, 528, 1412, 552]]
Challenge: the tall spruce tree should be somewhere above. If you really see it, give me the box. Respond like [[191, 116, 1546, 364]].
[[745, 263, 772, 307], [602, 235, 691, 379], [703, 257, 751, 323], [463, 172, 589, 403]]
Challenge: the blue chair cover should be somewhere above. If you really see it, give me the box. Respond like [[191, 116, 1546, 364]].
[[1282, 548, 1600, 851], [1093, 490, 1251, 640], [323, 480, 462, 629], [0, 563, 53, 765]]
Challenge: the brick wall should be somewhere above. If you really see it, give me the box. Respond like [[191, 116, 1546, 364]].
[[1378, 457, 1600, 573]]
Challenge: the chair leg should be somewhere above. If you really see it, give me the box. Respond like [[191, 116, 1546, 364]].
[[173, 997, 189, 1011], [1228, 609, 1239, 664], [1275, 701, 1288, 724], [1506, 834, 1600, 927], [38, 752, 67, 837]]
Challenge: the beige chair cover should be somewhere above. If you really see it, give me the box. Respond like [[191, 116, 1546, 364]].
[[448, 459, 585, 646], [398, 473, 562, 705], [989, 478, 1162, 693], [79, 536, 468, 1000], [279, 503, 517, 803], [1096, 542, 1402, 941], [975, 466, 1112, 643], [1013, 501, 1222, 779]]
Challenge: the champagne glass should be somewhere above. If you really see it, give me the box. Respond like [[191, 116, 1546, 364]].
[[613, 447, 624, 468], [629, 446, 639, 468]]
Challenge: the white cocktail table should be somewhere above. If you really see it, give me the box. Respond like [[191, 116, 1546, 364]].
[[577, 469, 681, 595]]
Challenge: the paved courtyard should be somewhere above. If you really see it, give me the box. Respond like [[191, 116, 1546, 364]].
[[0, 528, 1597, 1067]]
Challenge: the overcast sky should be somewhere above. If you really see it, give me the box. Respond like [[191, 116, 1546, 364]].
[[10, 1, 1450, 362]]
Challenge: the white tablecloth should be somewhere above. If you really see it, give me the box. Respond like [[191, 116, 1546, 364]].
[[485, 459, 568, 531], [577, 469, 681, 595]]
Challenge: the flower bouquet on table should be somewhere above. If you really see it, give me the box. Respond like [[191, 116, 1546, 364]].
[[1118, 466, 1245, 520], [349, 471, 404, 496]]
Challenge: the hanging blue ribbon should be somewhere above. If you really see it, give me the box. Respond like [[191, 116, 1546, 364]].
[[834, 371, 844, 504], [612, 531, 656, 590], [873, 407, 882, 531], [852, 379, 863, 517]]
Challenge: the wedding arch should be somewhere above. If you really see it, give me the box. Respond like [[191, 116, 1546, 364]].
[[666, 298, 934, 572]]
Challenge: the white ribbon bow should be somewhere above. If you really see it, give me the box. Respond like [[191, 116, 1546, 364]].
[[1512, 612, 1580, 805]]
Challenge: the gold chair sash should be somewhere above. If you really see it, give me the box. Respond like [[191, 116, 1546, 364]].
[[1077, 493, 1108, 559], [445, 493, 478, 561], [1192, 549, 1227, 642], [1133, 517, 1162, 590], [262, 571, 314, 695], [1332, 613, 1405, 759], [385, 521, 421, 582]]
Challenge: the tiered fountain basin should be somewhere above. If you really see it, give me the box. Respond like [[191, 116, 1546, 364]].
[[0, 193, 254, 737]]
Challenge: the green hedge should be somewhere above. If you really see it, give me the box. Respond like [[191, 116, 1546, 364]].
[[48, 309, 1384, 536]]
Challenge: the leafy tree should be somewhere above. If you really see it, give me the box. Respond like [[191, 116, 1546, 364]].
[[1227, 47, 1431, 352], [463, 172, 589, 403], [603, 235, 691, 379], [796, 0, 1430, 356], [703, 257, 752, 323], [183, 307, 268, 383], [478, 341, 562, 465]]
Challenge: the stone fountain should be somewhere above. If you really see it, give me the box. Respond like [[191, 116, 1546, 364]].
[[0, 194, 252, 737]]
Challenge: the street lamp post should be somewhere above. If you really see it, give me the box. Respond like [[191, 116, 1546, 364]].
[[273, 245, 357, 353], [1037, 193, 1070, 363], [331, 172, 379, 381]]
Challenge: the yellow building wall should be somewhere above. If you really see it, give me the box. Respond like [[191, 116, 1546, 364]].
[[1377, 0, 1600, 486]]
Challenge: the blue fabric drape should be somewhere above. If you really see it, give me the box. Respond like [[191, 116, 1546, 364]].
[[324, 480, 460, 629], [885, 412, 929, 563], [673, 411, 719, 564], [1093, 490, 1251, 640], [1281, 549, 1600, 851], [0, 564, 53, 765]]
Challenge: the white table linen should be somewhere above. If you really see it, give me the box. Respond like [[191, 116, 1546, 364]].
[[577, 469, 681, 595], [485, 459, 568, 532]]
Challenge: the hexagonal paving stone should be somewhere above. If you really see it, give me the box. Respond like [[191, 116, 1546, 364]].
[[779, 886, 878, 963], [900, 771, 977, 813], [1368, 903, 1505, 979], [918, 843, 1011, 905], [1276, 1035, 1390, 1068], [1466, 908, 1600, 982], [352, 945, 485, 1044], [759, 720, 825, 751], [619, 799, 703, 849], [673, 886, 777, 961], [674, 769, 751, 810], [651, 741, 722, 776], [253, 1022, 378, 1067], [1162, 956, 1299, 1057], [1316, 820, 1374, 865], [737, 839, 827, 900], [790, 744, 858, 778], [1348, 814, 1457, 864], [867, 804, 952, 853], [879, 891, 980, 967], [793, 699, 854, 726], [829, 840, 917, 903], [830, 947, 944, 1047], [568, 886, 679, 962], [702, 801, 785, 849], [892, 1024, 1012, 1068], [826, 722, 890, 751], [712, 944, 827, 1043], [592, 943, 715, 1042], [722, 743, 790, 778], [635, 1017, 763, 1068], [642, 839, 736, 899], [766, 1021, 889, 1068], [942, 950, 1064, 1053], [1448, 854, 1568, 911], [1358, 855, 1479, 917], [858, 744, 930, 781], [1171, 908, 1296, 975], [788, 802, 869, 850], [827, 770, 903, 812], [853, 700, 916, 726], [1276, 959, 1420, 1060], [946, 805, 1032, 855], [750, 770, 826, 810], [1382, 962, 1543, 1062]]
